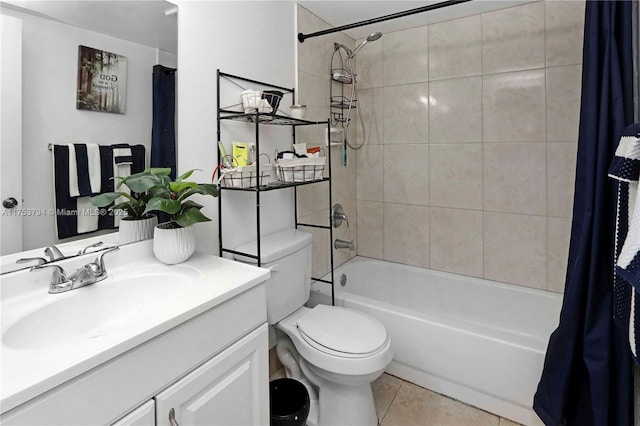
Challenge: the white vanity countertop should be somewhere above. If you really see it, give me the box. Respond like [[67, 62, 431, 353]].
[[0, 241, 270, 413]]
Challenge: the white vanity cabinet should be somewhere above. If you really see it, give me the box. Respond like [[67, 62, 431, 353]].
[[112, 401, 155, 426], [1, 281, 269, 426], [155, 324, 268, 426]]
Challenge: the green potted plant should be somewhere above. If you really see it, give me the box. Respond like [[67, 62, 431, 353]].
[[140, 168, 218, 264], [90, 169, 159, 244]]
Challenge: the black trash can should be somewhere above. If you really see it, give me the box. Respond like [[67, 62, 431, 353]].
[[270, 378, 310, 426]]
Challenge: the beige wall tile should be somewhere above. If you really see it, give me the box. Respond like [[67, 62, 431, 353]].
[[297, 6, 331, 78], [356, 144, 384, 202], [481, 2, 545, 74], [429, 15, 482, 81], [430, 144, 483, 210], [546, 65, 582, 142], [429, 76, 483, 144], [297, 71, 329, 145], [357, 200, 383, 259], [383, 83, 429, 144], [356, 87, 384, 145], [383, 203, 429, 267], [547, 142, 577, 218], [484, 212, 547, 289], [383, 144, 429, 206], [548, 216, 571, 292], [430, 207, 483, 277], [354, 35, 383, 89], [331, 148, 357, 207], [382, 381, 499, 426], [545, 0, 585, 67], [383, 26, 429, 86], [483, 70, 546, 143], [297, 181, 329, 217], [484, 143, 546, 215]]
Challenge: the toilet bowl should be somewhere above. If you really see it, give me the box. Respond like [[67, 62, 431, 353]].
[[233, 229, 393, 426], [276, 305, 393, 426]]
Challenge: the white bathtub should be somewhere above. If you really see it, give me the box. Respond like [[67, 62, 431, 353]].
[[308, 257, 562, 426]]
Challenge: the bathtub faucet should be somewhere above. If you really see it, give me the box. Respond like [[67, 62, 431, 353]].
[[334, 239, 356, 251]]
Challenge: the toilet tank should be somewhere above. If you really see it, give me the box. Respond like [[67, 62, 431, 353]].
[[233, 229, 313, 324]]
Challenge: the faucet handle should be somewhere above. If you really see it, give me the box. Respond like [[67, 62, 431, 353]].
[[78, 241, 104, 255], [331, 203, 349, 228], [30, 264, 72, 293], [94, 246, 120, 275], [16, 257, 47, 266]]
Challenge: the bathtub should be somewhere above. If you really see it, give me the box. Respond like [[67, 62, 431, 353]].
[[308, 257, 562, 426]]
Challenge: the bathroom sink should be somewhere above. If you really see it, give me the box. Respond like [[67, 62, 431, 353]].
[[2, 269, 194, 350]]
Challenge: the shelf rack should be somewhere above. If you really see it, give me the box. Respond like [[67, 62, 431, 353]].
[[216, 70, 335, 304]]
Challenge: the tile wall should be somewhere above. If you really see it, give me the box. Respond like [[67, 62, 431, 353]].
[[297, 1, 584, 293], [296, 6, 358, 278], [355, 0, 585, 292]]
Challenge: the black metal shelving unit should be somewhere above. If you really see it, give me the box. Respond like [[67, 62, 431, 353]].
[[216, 70, 335, 304]]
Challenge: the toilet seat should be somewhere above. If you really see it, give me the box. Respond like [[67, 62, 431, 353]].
[[297, 305, 388, 358], [277, 305, 394, 377]]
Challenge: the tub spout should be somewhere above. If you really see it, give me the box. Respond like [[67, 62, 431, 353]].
[[334, 239, 355, 251]]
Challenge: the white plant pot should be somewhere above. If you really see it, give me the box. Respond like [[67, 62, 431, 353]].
[[153, 223, 196, 264], [118, 216, 158, 244]]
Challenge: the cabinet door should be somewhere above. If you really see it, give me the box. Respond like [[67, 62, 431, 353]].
[[155, 324, 268, 426], [111, 400, 155, 426]]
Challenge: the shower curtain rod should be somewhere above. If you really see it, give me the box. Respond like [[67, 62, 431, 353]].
[[297, 0, 473, 43]]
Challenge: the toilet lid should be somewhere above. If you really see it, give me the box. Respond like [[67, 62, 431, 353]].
[[296, 305, 387, 355]]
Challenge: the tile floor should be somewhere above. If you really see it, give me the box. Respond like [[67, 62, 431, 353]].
[[270, 367, 522, 426]]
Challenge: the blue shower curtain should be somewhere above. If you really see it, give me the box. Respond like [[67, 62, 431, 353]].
[[533, 1, 634, 425], [151, 65, 177, 180]]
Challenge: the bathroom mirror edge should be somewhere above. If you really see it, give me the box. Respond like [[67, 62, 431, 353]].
[[0, 1, 177, 257]]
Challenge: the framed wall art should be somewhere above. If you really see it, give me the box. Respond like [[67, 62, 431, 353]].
[[76, 45, 127, 114]]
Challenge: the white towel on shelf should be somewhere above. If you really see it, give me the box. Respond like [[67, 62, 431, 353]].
[[112, 147, 132, 227]]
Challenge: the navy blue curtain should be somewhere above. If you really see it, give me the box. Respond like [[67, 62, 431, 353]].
[[151, 65, 177, 180], [533, 1, 634, 425]]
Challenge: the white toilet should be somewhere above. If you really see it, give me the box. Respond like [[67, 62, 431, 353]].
[[234, 229, 393, 426]]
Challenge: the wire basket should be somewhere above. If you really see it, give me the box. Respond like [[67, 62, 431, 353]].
[[276, 157, 326, 183], [241, 90, 272, 114], [219, 155, 272, 188]]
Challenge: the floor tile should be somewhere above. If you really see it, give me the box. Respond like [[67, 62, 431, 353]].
[[381, 381, 500, 426], [372, 373, 403, 421], [269, 367, 286, 381]]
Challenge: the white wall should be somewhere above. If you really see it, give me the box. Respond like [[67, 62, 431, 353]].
[[1, 7, 167, 250], [176, 1, 297, 255]]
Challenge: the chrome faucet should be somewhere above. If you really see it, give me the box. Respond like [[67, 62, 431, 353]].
[[334, 239, 356, 251], [31, 246, 120, 294], [44, 245, 65, 261]]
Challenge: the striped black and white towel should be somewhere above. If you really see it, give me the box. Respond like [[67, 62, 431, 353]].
[[52, 143, 146, 239], [608, 122, 640, 363]]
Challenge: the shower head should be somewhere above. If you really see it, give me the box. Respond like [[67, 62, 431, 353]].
[[346, 32, 382, 60]]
